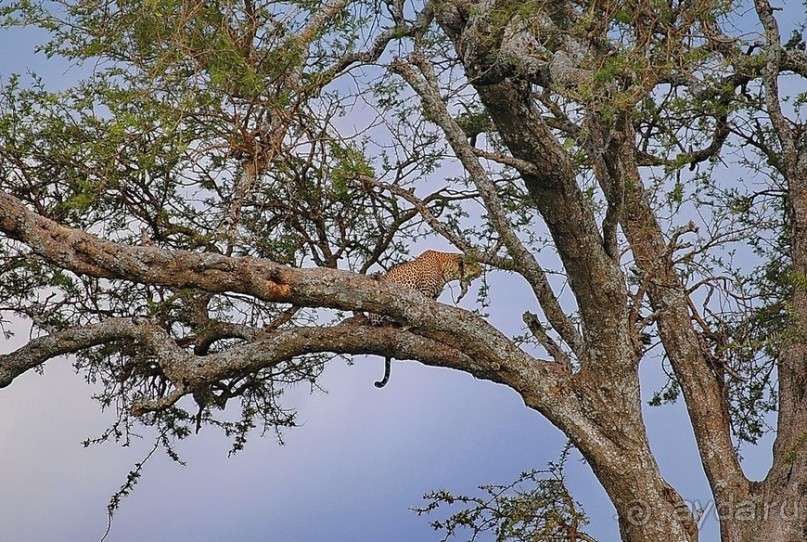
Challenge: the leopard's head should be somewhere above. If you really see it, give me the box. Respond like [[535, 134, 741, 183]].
[[455, 255, 482, 303], [460, 255, 482, 283]]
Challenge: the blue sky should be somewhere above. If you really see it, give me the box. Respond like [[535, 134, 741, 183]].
[[0, 3, 803, 541]]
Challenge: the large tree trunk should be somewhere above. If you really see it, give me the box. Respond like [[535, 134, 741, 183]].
[[424, 7, 700, 539], [561, 374, 699, 541]]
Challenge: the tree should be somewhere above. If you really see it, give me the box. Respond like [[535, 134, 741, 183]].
[[0, 0, 806, 540]]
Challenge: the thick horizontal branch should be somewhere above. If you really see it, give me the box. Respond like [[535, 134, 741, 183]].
[[0, 317, 188, 388], [143, 321, 527, 402], [0, 314, 565, 422], [470, 148, 543, 177], [0, 192, 566, 401]]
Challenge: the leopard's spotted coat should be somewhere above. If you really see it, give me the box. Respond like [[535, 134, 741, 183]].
[[368, 250, 482, 387]]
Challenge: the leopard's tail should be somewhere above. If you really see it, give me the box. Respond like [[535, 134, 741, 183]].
[[374, 357, 391, 388]]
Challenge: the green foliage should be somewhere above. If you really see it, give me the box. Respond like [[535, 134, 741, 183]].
[[330, 143, 375, 199], [648, 377, 681, 407], [0, 0, 396, 463], [593, 55, 626, 84]]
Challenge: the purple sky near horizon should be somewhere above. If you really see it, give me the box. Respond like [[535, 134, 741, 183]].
[[0, 3, 802, 541]]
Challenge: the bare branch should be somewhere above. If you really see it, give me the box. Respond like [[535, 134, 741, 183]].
[[523, 312, 573, 372], [754, 0, 799, 178], [320, 3, 435, 81], [470, 148, 543, 176]]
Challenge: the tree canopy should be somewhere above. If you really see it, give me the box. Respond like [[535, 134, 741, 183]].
[[1, 0, 806, 540]]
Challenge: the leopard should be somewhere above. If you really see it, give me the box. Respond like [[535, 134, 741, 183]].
[[368, 250, 482, 388]]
